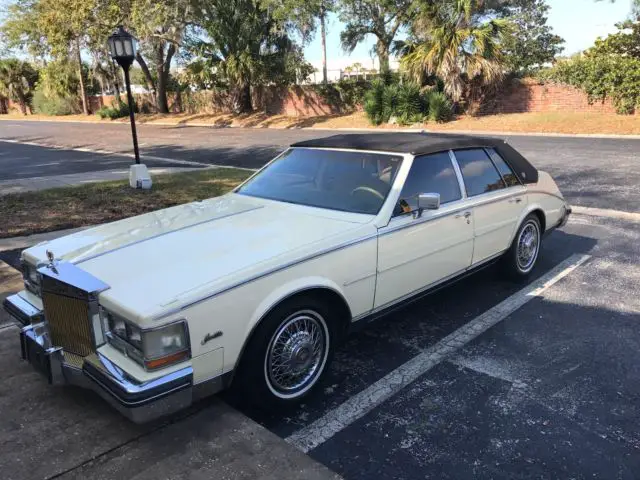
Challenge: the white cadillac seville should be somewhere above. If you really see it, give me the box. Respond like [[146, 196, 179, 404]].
[[4, 133, 571, 422]]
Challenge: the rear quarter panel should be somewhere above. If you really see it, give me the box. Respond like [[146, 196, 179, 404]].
[[524, 170, 567, 233]]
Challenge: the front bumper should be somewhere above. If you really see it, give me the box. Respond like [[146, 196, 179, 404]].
[[4, 294, 193, 423]]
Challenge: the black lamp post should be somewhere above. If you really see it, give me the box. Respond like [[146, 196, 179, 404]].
[[107, 26, 140, 164]]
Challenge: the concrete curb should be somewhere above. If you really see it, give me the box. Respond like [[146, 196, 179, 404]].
[[3, 116, 640, 140]]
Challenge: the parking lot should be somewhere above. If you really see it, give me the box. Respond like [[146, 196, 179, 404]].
[[1, 124, 639, 479]]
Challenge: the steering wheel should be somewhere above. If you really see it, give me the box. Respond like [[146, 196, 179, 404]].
[[350, 186, 385, 201]]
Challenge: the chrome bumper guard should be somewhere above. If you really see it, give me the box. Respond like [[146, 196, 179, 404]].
[[5, 294, 194, 423]]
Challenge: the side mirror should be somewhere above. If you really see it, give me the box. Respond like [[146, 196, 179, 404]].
[[418, 192, 440, 211]]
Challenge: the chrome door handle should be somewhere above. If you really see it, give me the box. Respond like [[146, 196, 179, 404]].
[[455, 211, 472, 219], [509, 197, 523, 204]]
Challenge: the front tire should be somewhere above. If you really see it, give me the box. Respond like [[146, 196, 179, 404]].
[[503, 214, 542, 279], [234, 295, 336, 409]]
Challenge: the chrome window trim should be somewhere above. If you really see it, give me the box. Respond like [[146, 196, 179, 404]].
[[152, 234, 379, 320], [448, 150, 468, 200]]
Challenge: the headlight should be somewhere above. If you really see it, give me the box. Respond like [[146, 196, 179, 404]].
[[100, 308, 190, 371], [21, 260, 42, 296]]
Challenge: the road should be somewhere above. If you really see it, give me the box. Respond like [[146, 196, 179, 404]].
[[1, 120, 640, 211], [1, 120, 640, 479]]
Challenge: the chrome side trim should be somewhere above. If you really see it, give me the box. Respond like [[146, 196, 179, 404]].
[[343, 272, 377, 287], [76, 205, 264, 265], [152, 234, 378, 320], [379, 189, 525, 237], [525, 189, 566, 202], [352, 250, 506, 323]]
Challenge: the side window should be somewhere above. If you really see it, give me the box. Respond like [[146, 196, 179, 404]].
[[454, 149, 506, 197], [396, 152, 461, 215], [486, 148, 520, 187]]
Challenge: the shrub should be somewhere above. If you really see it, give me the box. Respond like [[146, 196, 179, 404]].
[[540, 55, 640, 114], [32, 87, 79, 115], [425, 91, 453, 122], [381, 83, 401, 122], [96, 101, 135, 120], [363, 79, 386, 125], [396, 83, 424, 125]]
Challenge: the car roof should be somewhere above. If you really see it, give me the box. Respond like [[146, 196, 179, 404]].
[[291, 132, 539, 184], [291, 132, 501, 155]]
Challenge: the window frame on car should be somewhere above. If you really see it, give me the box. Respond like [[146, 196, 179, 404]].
[[483, 147, 523, 188], [450, 147, 513, 198], [390, 150, 467, 219]]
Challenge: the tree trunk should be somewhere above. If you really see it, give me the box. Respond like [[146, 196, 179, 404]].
[[376, 40, 390, 76], [135, 52, 157, 105], [155, 42, 174, 114], [232, 83, 252, 113], [75, 38, 89, 115], [110, 61, 122, 103], [320, 4, 328, 84]]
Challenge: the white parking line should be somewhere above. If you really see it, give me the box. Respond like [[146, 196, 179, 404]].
[[0, 138, 257, 171], [285, 253, 591, 453]]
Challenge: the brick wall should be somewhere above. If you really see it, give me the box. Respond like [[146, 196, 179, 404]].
[[2, 80, 633, 117], [479, 79, 620, 115]]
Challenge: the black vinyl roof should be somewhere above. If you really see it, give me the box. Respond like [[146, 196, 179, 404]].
[[291, 133, 539, 184]]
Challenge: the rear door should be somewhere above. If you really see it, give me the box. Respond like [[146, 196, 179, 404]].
[[374, 152, 474, 308], [452, 148, 527, 265]]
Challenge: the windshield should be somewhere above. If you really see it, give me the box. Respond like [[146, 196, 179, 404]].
[[236, 148, 403, 215]]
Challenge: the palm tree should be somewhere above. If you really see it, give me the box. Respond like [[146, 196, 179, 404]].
[[0, 59, 39, 115], [399, 0, 508, 102]]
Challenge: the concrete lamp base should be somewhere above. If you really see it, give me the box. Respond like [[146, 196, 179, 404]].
[[129, 164, 152, 190]]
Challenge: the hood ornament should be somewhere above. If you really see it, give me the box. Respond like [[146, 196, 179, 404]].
[[45, 250, 58, 273]]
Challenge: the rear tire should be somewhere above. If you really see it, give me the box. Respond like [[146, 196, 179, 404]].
[[502, 214, 542, 279], [234, 295, 337, 409]]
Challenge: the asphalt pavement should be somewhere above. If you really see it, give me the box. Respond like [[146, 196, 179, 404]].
[[2, 120, 640, 210], [1, 119, 639, 479]]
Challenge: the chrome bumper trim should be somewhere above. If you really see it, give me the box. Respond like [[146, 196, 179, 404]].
[[8, 297, 200, 423], [3, 294, 43, 326]]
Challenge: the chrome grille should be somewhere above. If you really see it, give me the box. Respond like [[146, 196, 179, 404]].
[[42, 292, 94, 357]]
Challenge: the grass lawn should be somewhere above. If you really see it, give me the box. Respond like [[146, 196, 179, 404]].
[[0, 168, 251, 239]]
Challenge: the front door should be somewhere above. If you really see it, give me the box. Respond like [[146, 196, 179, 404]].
[[374, 152, 474, 308]]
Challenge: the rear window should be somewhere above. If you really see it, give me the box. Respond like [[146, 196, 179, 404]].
[[454, 149, 506, 197], [487, 148, 520, 187]]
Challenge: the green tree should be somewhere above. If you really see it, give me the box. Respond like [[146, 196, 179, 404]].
[[190, 0, 313, 112], [502, 0, 565, 74], [338, 0, 415, 75], [0, 59, 39, 114], [2, 0, 121, 115], [399, 0, 508, 102], [265, 0, 336, 83], [128, 0, 191, 113]]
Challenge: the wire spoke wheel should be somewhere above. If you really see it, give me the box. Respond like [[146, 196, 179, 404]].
[[516, 221, 540, 272], [264, 309, 329, 399]]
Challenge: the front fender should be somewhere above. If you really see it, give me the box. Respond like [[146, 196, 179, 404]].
[[247, 276, 348, 337]]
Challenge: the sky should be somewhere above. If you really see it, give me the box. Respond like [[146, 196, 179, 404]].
[[303, 0, 635, 71]]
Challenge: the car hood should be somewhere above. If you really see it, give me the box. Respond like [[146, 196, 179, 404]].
[[23, 194, 372, 322]]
